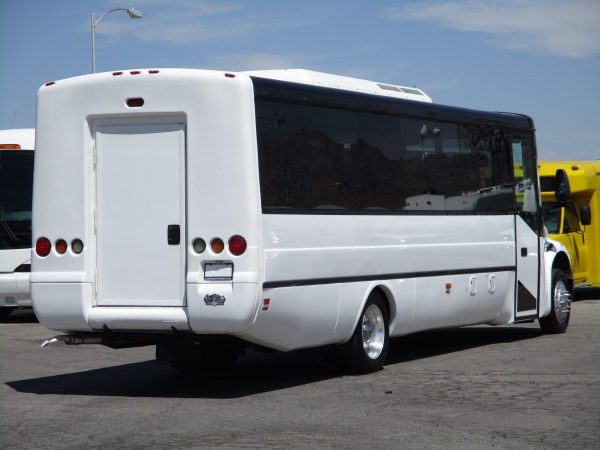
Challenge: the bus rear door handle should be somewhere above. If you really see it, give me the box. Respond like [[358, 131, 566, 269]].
[[521, 247, 528, 257], [168, 225, 180, 245]]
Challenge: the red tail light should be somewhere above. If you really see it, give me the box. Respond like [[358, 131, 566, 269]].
[[36, 237, 51, 257], [228, 235, 247, 256]]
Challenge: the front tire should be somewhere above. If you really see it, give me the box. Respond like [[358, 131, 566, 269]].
[[539, 269, 571, 334], [342, 292, 389, 374]]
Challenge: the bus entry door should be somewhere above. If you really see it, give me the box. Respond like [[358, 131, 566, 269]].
[[512, 135, 540, 319]]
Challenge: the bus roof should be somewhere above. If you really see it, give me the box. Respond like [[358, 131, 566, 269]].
[[244, 69, 432, 103], [0, 128, 35, 150]]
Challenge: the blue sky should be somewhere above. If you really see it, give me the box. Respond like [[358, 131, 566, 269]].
[[1, 0, 599, 160]]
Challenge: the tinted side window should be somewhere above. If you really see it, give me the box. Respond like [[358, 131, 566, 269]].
[[256, 98, 517, 214]]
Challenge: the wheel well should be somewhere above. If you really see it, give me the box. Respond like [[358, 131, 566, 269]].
[[553, 251, 573, 291], [370, 286, 394, 322]]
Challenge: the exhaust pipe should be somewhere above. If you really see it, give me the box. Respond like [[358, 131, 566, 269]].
[[41, 334, 104, 348]]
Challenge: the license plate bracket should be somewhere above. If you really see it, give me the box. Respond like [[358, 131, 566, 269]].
[[204, 262, 233, 281]]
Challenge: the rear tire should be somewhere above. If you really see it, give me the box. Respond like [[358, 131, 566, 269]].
[[342, 292, 389, 374], [539, 269, 571, 334]]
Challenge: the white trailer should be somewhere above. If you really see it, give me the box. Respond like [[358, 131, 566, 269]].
[[33, 69, 571, 373]]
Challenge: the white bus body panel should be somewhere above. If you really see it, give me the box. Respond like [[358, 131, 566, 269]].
[[33, 70, 261, 331], [0, 129, 35, 309], [243, 214, 515, 350]]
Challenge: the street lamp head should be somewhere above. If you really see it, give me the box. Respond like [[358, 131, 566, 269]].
[[127, 8, 143, 19]]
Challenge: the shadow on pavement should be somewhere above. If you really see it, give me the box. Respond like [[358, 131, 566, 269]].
[[386, 326, 541, 365], [0, 308, 38, 324], [573, 287, 600, 301], [6, 325, 542, 399]]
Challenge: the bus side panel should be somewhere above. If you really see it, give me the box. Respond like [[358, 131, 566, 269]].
[[250, 214, 516, 350], [242, 284, 340, 351]]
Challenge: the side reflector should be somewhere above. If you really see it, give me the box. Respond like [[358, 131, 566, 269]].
[[0, 144, 21, 149], [210, 238, 224, 254], [36, 237, 51, 257], [126, 98, 144, 107], [228, 235, 247, 256]]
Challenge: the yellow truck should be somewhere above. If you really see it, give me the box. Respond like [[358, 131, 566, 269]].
[[539, 161, 600, 287]]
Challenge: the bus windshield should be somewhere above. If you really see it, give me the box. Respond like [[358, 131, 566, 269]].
[[0, 151, 34, 250]]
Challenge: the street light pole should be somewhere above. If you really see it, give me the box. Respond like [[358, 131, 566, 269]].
[[90, 7, 143, 73]]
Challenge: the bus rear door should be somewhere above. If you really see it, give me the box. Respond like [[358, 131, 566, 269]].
[[94, 123, 186, 307]]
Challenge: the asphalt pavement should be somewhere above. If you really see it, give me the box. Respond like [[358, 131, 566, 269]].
[[1, 293, 599, 449]]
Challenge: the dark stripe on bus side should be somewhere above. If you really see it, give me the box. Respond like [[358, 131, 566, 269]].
[[262, 266, 516, 289], [262, 208, 515, 216]]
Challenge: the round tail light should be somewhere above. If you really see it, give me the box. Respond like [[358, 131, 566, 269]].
[[192, 238, 206, 254], [71, 239, 84, 254], [55, 239, 68, 255], [228, 235, 247, 256], [210, 238, 224, 254], [36, 237, 51, 257]]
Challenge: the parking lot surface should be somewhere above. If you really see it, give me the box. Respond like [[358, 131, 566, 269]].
[[1, 294, 599, 449]]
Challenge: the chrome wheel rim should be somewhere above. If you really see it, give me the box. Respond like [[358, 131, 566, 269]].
[[362, 304, 385, 359], [554, 279, 571, 323]]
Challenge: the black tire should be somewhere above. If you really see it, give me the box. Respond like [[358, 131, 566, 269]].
[[539, 269, 571, 334], [0, 308, 13, 319], [342, 292, 389, 374]]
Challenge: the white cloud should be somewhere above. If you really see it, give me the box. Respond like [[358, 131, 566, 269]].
[[383, 0, 600, 58], [98, 1, 321, 45]]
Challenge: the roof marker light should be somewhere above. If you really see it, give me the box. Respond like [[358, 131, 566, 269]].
[[149, 70, 159, 74], [126, 98, 144, 107], [45, 82, 55, 86], [113, 71, 123, 76], [224, 73, 236, 78], [130, 70, 141, 75]]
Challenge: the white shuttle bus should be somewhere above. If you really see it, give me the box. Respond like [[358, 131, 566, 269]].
[[33, 69, 572, 373], [1, 128, 35, 317]]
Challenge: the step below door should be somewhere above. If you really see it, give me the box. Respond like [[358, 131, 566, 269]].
[[95, 123, 185, 307]]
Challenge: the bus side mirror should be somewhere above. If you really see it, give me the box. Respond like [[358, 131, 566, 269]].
[[580, 205, 591, 226], [554, 169, 571, 203]]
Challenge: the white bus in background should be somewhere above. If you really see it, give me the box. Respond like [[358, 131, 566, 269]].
[[33, 69, 572, 373], [0, 128, 35, 318]]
